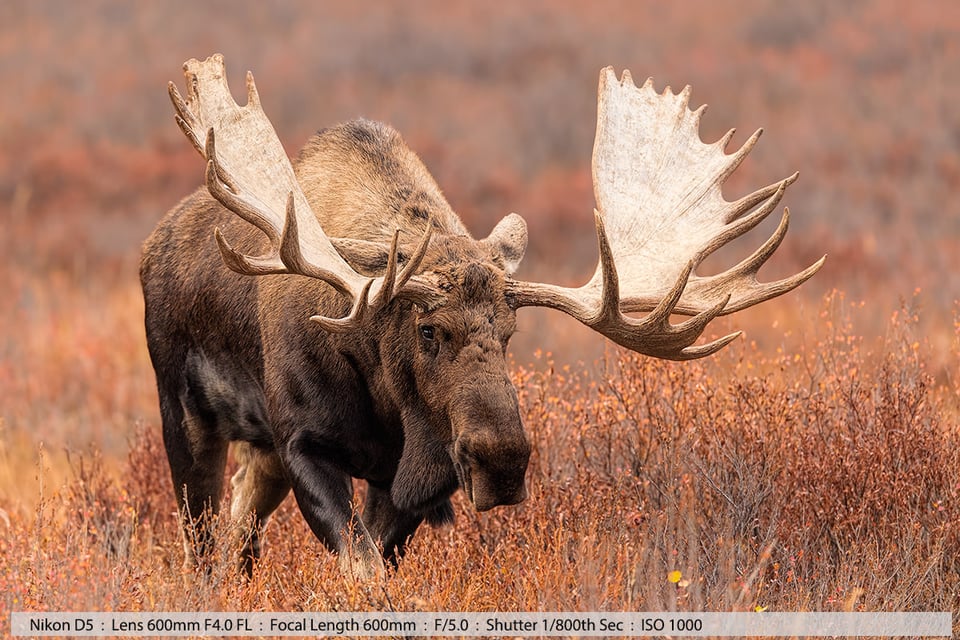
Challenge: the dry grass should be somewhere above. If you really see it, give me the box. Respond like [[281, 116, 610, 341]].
[[1, 294, 958, 637]]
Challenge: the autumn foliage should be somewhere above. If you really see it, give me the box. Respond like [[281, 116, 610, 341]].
[[1, 1, 959, 637]]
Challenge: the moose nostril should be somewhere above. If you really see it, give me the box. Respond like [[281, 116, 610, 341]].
[[453, 459, 472, 498]]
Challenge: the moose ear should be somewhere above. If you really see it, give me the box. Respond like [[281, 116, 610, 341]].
[[482, 213, 527, 276]]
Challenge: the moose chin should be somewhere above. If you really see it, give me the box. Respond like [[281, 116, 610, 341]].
[[140, 54, 823, 578]]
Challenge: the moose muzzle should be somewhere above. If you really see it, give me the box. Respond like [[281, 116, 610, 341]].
[[450, 382, 530, 511]]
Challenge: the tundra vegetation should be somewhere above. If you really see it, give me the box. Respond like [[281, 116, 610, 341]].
[[1, 296, 958, 620], [1, 1, 959, 635]]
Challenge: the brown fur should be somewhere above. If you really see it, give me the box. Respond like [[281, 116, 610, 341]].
[[141, 119, 530, 576]]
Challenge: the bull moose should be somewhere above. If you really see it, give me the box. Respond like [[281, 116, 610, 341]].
[[140, 54, 823, 577]]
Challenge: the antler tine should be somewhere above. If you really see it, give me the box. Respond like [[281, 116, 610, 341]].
[[376, 229, 403, 304], [205, 131, 278, 243], [245, 70, 261, 108], [171, 55, 449, 331], [675, 207, 825, 316], [205, 131, 286, 276], [593, 211, 622, 324], [725, 171, 797, 224], [203, 111, 365, 297], [715, 127, 762, 185], [596, 213, 725, 341], [507, 67, 824, 360], [396, 223, 434, 291], [597, 238, 735, 360], [309, 222, 442, 332], [673, 332, 742, 361], [168, 82, 204, 156], [276, 192, 365, 296], [311, 279, 375, 334], [708, 223, 826, 315], [214, 227, 285, 276], [371, 222, 435, 306], [696, 179, 788, 265]]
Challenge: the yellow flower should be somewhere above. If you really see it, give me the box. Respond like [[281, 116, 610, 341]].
[[667, 570, 682, 584], [755, 605, 768, 612]]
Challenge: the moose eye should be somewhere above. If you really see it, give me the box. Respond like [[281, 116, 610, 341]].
[[419, 325, 435, 341]]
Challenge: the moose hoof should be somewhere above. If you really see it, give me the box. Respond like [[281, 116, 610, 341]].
[[338, 547, 386, 581]]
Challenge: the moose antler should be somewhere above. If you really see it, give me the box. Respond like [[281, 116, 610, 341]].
[[168, 54, 439, 331], [507, 68, 824, 360]]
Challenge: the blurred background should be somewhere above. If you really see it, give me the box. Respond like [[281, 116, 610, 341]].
[[0, 1, 957, 495]]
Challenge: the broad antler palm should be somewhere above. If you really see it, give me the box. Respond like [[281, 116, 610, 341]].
[[506, 69, 824, 360], [168, 54, 440, 333]]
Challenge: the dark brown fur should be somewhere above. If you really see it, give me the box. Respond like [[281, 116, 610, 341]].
[[140, 119, 530, 575]]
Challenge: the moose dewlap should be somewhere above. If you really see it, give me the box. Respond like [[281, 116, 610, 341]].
[[140, 54, 823, 578]]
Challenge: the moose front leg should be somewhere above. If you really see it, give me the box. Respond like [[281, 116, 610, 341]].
[[229, 443, 290, 576], [282, 435, 385, 579], [362, 486, 426, 567]]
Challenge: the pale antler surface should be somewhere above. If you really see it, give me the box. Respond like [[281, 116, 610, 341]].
[[169, 54, 438, 329], [508, 68, 824, 360]]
